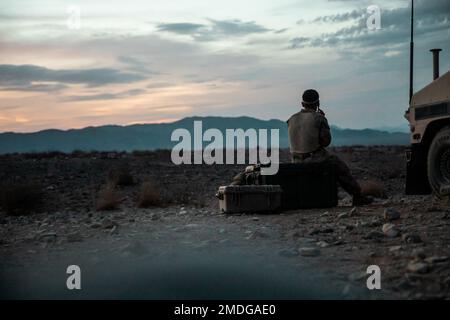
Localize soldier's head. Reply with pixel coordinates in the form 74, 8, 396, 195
301, 89, 320, 110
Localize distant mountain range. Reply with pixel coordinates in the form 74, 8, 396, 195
0, 116, 409, 154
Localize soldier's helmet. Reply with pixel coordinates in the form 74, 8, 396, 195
302, 89, 320, 106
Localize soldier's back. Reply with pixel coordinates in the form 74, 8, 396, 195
287, 111, 322, 154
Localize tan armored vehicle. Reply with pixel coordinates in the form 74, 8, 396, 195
405, 49, 450, 198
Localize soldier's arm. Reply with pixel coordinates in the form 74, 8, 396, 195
319, 116, 332, 147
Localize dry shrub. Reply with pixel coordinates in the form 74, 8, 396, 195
96, 184, 121, 211
137, 181, 162, 208
360, 180, 387, 198
0, 184, 43, 215
107, 167, 134, 186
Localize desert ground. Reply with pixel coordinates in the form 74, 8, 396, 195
0, 146, 449, 299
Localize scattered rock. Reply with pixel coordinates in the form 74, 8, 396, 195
109, 225, 118, 235
101, 218, 117, 229
389, 245, 403, 252
150, 213, 160, 221
382, 223, 400, 238
316, 241, 330, 248
363, 231, 384, 240
368, 217, 382, 227
384, 208, 401, 221
246, 230, 270, 240
412, 248, 426, 260
425, 256, 449, 264
299, 247, 321, 257
337, 212, 349, 219
402, 233, 422, 244
344, 224, 355, 231
407, 261, 429, 274
90, 222, 102, 229
349, 207, 358, 216
39, 232, 57, 242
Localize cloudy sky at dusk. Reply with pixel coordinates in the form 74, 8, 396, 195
0, 0, 449, 133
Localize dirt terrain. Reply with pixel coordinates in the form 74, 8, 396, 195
1, 146, 449, 299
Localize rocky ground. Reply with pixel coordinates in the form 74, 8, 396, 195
0, 146, 449, 299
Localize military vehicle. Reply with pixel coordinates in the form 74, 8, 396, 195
405, 1, 450, 198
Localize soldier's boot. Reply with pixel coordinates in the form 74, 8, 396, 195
331, 155, 373, 206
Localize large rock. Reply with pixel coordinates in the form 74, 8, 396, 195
407, 261, 429, 274
39, 232, 57, 243
402, 233, 422, 244
384, 208, 401, 221
382, 223, 400, 238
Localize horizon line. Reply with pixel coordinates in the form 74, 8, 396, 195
0, 115, 409, 135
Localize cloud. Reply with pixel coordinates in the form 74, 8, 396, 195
156, 19, 270, 41
64, 89, 146, 102
156, 23, 205, 34
0, 83, 68, 92
312, 9, 365, 23
0, 64, 146, 88
289, 37, 310, 49
290, 0, 450, 49
209, 19, 269, 35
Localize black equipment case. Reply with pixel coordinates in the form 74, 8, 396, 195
259, 161, 338, 209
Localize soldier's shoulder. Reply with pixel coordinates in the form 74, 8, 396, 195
313, 112, 327, 121
287, 111, 302, 123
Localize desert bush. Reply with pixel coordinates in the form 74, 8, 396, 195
137, 180, 162, 208
360, 180, 387, 199
107, 166, 134, 186
96, 184, 121, 211
71, 149, 88, 158
0, 184, 43, 215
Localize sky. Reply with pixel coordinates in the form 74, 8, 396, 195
0, 0, 449, 133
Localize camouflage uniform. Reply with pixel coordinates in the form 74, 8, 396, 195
288, 109, 361, 196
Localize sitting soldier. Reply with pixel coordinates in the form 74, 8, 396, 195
287, 89, 372, 206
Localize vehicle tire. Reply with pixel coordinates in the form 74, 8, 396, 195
427, 126, 450, 199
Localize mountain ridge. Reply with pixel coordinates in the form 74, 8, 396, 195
0, 116, 409, 154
